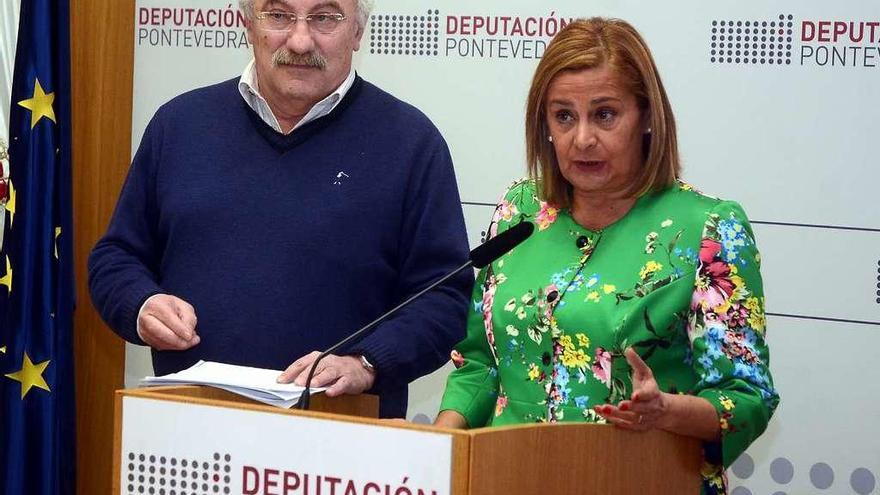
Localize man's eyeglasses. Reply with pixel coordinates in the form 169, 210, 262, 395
255, 11, 347, 34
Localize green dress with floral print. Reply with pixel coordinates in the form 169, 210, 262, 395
440, 179, 779, 495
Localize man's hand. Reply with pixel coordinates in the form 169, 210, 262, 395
278, 352, 375, 397
137, 294, 199, 351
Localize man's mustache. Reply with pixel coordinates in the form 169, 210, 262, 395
272, 49, 327, 69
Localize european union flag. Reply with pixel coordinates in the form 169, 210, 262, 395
0, 1, 76, 494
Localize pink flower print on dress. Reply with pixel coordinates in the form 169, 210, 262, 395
494, 395, 508, 417
692, 238, 736, 311
592, 347, 612, 387
535, 202, 559, 230
489, 199, 519, 239
482, 276, 498, 348
724, 304, 749, 328
496, 200, 519, 222
450, 349, 465, 368
724, 330, 761, 364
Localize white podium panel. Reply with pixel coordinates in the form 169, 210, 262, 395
119, 395, 452, 495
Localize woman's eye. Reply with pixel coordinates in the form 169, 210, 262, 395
555, 110, 574, 123
596, 108, 617, 123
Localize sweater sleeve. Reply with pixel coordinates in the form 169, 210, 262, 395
688, 200, 779, 468
349, 131, 473, 391
87, 113, 167, 345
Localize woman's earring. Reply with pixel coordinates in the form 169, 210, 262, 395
548, 135, 554, 143
644, 128, 652, 134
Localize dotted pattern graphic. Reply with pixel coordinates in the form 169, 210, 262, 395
124, 452, 232, 495
369, 10, 441, 56
730, 453, 877, 494
709, 14, 794, 65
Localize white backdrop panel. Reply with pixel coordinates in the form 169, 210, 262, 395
129, 1, 880, 493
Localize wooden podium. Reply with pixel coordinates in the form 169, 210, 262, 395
114, 386, 702, 494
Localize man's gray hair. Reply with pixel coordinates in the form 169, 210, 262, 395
239, 0, 374, 31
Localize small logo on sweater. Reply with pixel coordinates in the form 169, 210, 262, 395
333, 171, 349, 185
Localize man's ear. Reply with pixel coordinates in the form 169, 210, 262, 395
244, 20, 255, 44
352, 23, 366, 52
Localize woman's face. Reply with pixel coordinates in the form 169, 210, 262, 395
545, 65, 646, 201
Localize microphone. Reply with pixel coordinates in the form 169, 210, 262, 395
296, 220, 535, 410
469, 221, 534, 268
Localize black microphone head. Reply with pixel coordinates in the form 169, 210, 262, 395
470, 221, 535, 268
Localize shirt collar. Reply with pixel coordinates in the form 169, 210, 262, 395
238, 59, 356, 134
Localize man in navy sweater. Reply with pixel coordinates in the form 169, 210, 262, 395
88, 0, 472, 418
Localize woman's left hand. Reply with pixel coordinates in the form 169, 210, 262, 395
593, 347, 669, 431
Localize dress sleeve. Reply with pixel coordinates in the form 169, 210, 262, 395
688, 200, 780, 467
438, 266, 500, 427
438, 180, 533, 427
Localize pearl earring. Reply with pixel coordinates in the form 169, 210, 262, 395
644, 127, 652, 134
548, 135, 553, 143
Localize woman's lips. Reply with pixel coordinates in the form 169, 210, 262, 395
573, 159, 607, 169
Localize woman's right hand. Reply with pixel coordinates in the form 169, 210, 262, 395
434, 410, 468, 429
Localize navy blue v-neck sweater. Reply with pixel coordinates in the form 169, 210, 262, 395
88, 76, 472, 417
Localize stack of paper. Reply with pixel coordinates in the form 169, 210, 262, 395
140, 360, 325, 408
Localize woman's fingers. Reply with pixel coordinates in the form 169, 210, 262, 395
624, 347, 653, 381
594, 404, 652, 430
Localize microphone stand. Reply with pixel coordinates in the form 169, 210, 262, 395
295, 259, 474, 410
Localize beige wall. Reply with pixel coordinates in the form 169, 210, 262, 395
70, 1, 133, 493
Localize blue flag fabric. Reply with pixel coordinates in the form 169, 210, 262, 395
0, 1, 76, 494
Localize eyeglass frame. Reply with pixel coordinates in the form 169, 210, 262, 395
254, 11, 348, 33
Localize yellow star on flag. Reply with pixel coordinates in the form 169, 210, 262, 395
17, 78, 56, 129
5, 179, 15, 226
0, 346, 6, 354
54, 226, 61, 259
5, 352, 51, 399
0, 255, 11, 294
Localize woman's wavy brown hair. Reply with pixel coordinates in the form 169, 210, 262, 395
525, 17, 681, 208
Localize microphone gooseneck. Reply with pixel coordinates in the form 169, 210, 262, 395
296, 221, 535, 410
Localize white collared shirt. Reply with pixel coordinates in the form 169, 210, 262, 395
237, 59, 356, 134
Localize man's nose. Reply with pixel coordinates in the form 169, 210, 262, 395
285, 18, 316, 54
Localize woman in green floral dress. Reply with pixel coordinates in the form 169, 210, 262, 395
435, 18, 778, 495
